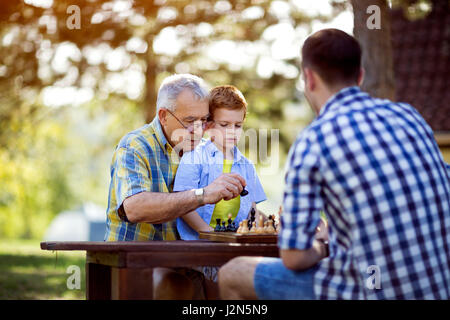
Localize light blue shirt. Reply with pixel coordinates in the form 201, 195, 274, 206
173, 139, 267, 240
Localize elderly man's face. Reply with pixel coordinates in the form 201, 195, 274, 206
159, 89, 209, 154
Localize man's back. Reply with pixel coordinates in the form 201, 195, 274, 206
283, 86, 450, 299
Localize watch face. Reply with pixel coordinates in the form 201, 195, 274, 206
195, 189, 203, 196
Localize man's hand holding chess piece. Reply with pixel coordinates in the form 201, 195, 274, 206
315, 217, 329, 257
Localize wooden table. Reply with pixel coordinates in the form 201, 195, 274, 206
40, 240, 279, 300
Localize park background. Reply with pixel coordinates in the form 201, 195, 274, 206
0, 0, 448, 299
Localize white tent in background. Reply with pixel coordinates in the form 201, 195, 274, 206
44, 203, 106, 241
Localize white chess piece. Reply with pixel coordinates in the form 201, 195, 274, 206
256, 216, 265, 234
241, 219, 249, 234
236, 221, 243, 234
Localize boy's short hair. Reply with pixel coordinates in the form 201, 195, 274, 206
302, 28, 362, 87
209, 85, 247, 118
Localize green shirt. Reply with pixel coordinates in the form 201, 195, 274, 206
209, 158, 240, 227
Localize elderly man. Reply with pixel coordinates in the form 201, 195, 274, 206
218, 29, 450, 300
105, 74, 246, 299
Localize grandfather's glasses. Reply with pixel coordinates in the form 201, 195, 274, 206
165, 108, 208, 132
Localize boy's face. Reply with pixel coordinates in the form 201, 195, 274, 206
208, 108, 245, 151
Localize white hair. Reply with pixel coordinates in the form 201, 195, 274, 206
156, 74, 209, 112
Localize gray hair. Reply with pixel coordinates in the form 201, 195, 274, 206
156, 74, 209, 112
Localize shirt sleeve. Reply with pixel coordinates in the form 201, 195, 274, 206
112, 145, 153, 211
248, 163, 267, 204
446, 163, 450, 181
173, 150, 201, 192
279, 131, 323, 251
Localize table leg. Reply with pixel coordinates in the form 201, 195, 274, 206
111, 267, 153, 300
86, 262, 111, 300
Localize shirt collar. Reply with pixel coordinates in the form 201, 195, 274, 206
206, 139, 245, 164
150, 116, 170, 151
318, 86, 362, 117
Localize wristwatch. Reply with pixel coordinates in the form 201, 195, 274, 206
194, 188, 204, 205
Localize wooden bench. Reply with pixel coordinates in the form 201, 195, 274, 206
40, 240, 279, 300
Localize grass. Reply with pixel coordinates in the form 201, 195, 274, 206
0, 238, 86, 299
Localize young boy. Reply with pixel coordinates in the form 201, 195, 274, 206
173, 85, 267, 241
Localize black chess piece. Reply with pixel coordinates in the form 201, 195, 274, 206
220, 221, 227, 232
226, 214, 233, 232
268, 215, 274, 231
214, 218, 221, 232
269, 215, 277, 231
248, 208, 256, 230
240, 187, 249, 196
230, 221, 237, 232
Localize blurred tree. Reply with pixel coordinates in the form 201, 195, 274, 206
0, 0, 345, 151
350, 0, 434, 100
0, 0, 350, 238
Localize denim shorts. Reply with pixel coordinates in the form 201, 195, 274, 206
253, 257, 318, 300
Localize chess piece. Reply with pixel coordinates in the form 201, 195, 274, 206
267, 219, 276, 234
220, 221, 227, 232
230, 221, 237, 232
214, 218, 221, 232
241, 219, 249, 234
248, 208, 256, 230
256, 215, 265, 234
226, 213, 233, 232
240, 187, 249, 196
263, 221, 269, 233
275, 206, 282, 232
251, 221, 257, 233
236, 221, 243, 234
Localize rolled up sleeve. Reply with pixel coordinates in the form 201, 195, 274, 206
279, 133, 323, 251
249, 164, 267, 204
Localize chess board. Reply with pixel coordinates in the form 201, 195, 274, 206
198, 231, 278, 243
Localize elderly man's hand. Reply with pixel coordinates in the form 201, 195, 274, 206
203, 173, 246, 204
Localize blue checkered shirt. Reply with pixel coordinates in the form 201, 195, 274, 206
279, 86, 450, 299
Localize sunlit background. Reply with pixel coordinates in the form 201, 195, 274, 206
0, 0, 359, 241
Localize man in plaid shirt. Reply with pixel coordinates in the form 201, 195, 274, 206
219, 29, 450, 299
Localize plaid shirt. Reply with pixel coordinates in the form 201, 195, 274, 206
279, 86, 450, 299
105, 117, 180, 241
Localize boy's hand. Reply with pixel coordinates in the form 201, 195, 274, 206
203, 173, 246, 204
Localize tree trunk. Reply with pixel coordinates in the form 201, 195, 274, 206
350, 0, 396, 100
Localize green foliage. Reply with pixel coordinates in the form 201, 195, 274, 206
0, 0, 343, 239
0, 94, 144, 239
0, 112, 75, 238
